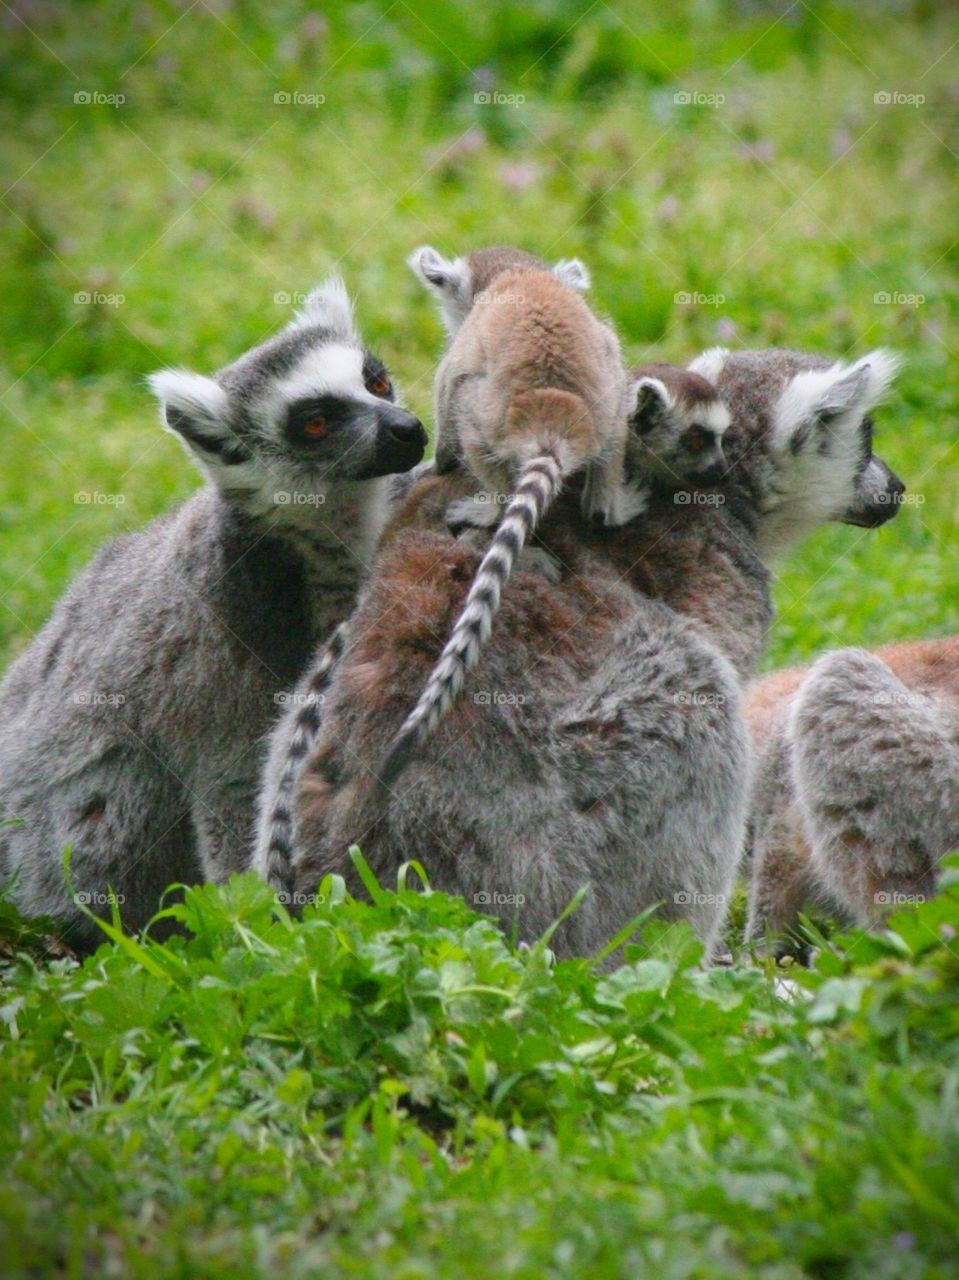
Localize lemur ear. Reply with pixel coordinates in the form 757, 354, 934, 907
630, 376, 672, 435
552, 258, 590, 291
687, 347, 729, 382
294, 275, 357, 341
407, 245, 472, 334
148, 370, 250, 474
773, 351, 900, 455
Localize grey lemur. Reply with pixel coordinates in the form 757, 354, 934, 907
0, 279, 426, 947
255, 331, 904, 960
744, 636, 959, 946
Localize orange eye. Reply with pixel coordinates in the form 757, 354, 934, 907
369, 375, 391, 397
303, 417, 327, 438
686, 426, 709, 453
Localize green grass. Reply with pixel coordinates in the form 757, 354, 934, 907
2, 2, 958, 1275
1, 858, 958, 1278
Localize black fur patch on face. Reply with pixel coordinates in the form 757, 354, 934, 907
362, 353, 395, 401
284, 395, 366, 450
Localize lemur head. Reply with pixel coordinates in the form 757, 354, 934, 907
688, 347, 904, 559
148, 278, 427, 519
629, 363, 730, 487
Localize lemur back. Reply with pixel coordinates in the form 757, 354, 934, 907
745, 637, 959, 945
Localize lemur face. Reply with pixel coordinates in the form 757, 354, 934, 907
629, 366, 731, 487
688, 347, 905, 558
149, 278, 427, 513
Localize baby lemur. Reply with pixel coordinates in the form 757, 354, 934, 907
0, 281, 426, 947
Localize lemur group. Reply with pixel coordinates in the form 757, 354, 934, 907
2, 245, 956, 961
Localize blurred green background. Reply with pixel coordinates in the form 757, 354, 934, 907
1, 0, 956, 671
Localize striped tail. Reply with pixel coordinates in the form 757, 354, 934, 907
255, 622, 350, 894
376, 453, 563, 791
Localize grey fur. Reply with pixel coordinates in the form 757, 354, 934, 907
0, 280, 425, 946
271, 343, 904, 957
746, 643, 959, 942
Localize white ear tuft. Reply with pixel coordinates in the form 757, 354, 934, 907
552, 257, 590, 292
148, 369, 228, 428
294, 275, 356, 340
407, 245, 469, 294
687, 347, 729, 383
631, 376, 672, 434
850, 349, 900, 407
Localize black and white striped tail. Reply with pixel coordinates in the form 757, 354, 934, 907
258, 622, 349, 893
376, 454, 563, 791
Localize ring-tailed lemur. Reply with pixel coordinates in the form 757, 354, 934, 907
376, 244, 640, 788
0, 280, 426, 948
744, 636, 959, 947
256, 343, 904, 958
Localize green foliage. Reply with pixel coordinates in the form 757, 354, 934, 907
1, 861, 958, 1277
2, 3, 958, 1273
